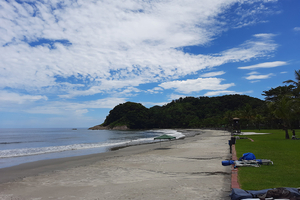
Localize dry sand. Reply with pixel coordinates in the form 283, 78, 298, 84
0, 129, 232, 200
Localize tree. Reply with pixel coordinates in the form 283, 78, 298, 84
98, 95, 264, 130
103, 102, 149, 129
262, 85, 295, 102
268, 95, 297, 139
283, 69, 300, 87
254, 114, 264, 130
283, 69, 300, 97
223, 110, 234, 127
240, 104, 253, 128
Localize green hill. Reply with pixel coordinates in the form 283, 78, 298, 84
90, 94, 265, 130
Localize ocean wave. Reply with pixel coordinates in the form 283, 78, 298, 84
0, 140, 43, 145
0, 141, 129, 158
152, 129, 186, 139
0, 129, 186, 159
0, 142, 23, 145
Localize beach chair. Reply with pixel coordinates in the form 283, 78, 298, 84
222, 152, 273, 168
222, 159, 273, 168
234, 160, 260, 167
256, 159, 273, 165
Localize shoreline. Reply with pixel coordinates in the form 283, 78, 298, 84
0, 129, 202, 184
0, 129, 232, 199
0, 128, 198, 170
109, 128, 202, 151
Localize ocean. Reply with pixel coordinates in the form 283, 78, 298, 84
0, 128, 185, 169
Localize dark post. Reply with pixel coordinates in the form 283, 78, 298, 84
232, 118, 241, 134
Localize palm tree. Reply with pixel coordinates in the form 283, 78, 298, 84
262, 85, 295, 102
254, 114, 264, 130
268, 95, 297, 139
239, 104, 254, 128
283, 69, 300, 97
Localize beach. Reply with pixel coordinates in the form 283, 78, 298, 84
0, 129, 232, 200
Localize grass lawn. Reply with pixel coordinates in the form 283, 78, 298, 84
235, 129, 300, 190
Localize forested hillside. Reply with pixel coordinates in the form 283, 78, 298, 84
94, 94, 265, 130
89, 69, 300, 139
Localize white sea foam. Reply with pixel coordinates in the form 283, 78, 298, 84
0, 129, 185, 159
0, 141, 128, 158
152, 129, 186, 139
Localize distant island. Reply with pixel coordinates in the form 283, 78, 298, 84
89, 94, 265, 130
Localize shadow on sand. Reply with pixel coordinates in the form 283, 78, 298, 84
154, 148, 172, 150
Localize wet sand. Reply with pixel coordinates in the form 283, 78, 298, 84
0, 129, 232, 200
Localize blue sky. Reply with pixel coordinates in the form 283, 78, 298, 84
0, 0, 299, 128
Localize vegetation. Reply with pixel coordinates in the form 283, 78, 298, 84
102, 102, 149, 129
96, 69, 300, 139
236, 129, 300, 190
262, 69, 300, 139
100, 95, 265, 129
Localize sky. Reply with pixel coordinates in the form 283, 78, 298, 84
0, 0, 300, 128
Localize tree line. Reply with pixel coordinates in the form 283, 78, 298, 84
263, 70, 300, 139
98, 70, 300, 139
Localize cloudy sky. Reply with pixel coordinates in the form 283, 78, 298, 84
0, 0, 299, 128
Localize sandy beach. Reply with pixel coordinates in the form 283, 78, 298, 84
0, 129, 232, 200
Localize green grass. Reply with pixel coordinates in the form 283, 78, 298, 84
235, 129, 300, 190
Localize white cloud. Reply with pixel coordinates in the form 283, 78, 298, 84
159, 78, 235, 94
294, 27, 300, 31
0, 0, 278, 98
217, 34, 277, 63
238, 61, 287, 69
204, 90, 253, 96
59, 79, 144, 98
204, 90, 240, 96
200, 71, 225, 77
254, 33, 276, 39
169, 94, 187, 101
147, 87, 163, 94
245, 73, 275, 80
53, 33, 278, 98
27, 98, 127, 115
228, 1, 279, 29
248, 71, 259, 75
141, 101, 169, 107
0, 0, 283, 128
0, 89, 126, 117
0, 91, 48, 104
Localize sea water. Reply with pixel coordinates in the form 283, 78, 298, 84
0, 128, 184, 169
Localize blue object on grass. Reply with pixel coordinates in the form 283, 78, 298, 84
239, 152, 256, 161
222, 160, 235, 166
